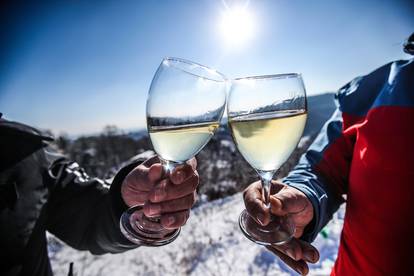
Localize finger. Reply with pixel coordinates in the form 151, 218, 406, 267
149, 174, 198, 203
133, 192, 150, 203
160, 210, 190, 229
144, 192, 196, 217
294, 226, 306, 239
121, 160, 164, 207
275, 237, 303, 261
269, 187, 309, 216
148, 163, 164, 183
270, 181, 286, 194
125, 165, 160, 192
121, 188, 149, 207
186, 157, 197, 171
141, 155, 161, 168
243, 181, 270, 225
124, 168, 150, 192
170, 164, 197, 185
298, 240, 320, 264
273, 237, 319, 264
265, 245, 309, 275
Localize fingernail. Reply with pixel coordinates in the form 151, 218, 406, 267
257, 214, 265, 225
285, 248, 296, 260
303, 250, 315, 262
295, 266, 305, 275
148, 204, 161, 216
167, 216, 175, 226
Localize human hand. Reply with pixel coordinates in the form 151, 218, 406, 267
121, 156, 198, 232
243, 180, 319, 275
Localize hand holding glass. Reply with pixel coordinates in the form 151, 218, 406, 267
120, 58, 227, 246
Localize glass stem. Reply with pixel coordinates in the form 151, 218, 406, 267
159, 157, 183, 176
258, 170, 275, 208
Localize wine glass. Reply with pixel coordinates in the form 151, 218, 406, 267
120, 57, 227, 246
227, 73, 307, 245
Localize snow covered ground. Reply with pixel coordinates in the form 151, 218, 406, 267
48, 193, 344, 276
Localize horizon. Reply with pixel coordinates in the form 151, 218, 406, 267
42, 92, 336, 138
0, 0, 413, 135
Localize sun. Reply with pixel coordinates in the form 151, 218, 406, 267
219, 5, 255, 47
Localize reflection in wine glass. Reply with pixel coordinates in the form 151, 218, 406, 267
227, 73, 307, 245
120, 57, 227, 246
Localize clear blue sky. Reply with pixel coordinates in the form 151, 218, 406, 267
0, 0, 413, 135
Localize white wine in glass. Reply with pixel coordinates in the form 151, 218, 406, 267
229, 110, 306, 171
149, 122, 220, 163
228, 73, 307, 245
120, 57, 227, 246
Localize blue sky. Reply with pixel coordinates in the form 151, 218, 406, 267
0, 0, 413, 135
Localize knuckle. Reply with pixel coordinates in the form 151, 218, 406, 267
243, 188, 250, 200
132, 169, 145, 184
186, 158, 197, 170
249, 200, 263, 215
295, 228, 304, 238
181, 214, 189, 225
188, 194, 196, 206
193, 169, 199, 178
178, 212, 187, 224
190, 175, 199, 190
125, 171, 138, 185
244, 194, 259, 212
183, 166, 192, 179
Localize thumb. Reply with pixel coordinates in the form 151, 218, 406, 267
147, 163, 163, 183
269, 187, 308, 216
269, 195, 287, 216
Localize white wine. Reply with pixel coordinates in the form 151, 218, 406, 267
229, 110, 307, 171
149, 122, 219, 162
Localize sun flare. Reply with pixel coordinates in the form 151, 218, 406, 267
219, 6, 255, 47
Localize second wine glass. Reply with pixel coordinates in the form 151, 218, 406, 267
120, 57, 227, 246
227, 73, 307, 245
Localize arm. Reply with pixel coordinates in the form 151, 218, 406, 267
284, 107, 352, 242
284, 58, 414, 241
44, 152, 145, 254
44, 151, 199, 254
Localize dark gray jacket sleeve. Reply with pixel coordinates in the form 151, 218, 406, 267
44, 151, 144, 254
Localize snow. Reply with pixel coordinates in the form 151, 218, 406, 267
220, 140, 236, 152
48, 193, 344, 276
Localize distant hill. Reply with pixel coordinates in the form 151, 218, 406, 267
304, 93, 336, 136
126, 129, 147, 141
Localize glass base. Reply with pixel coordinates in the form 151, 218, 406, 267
239, 209, 294, 246
120, 205, 180, 246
